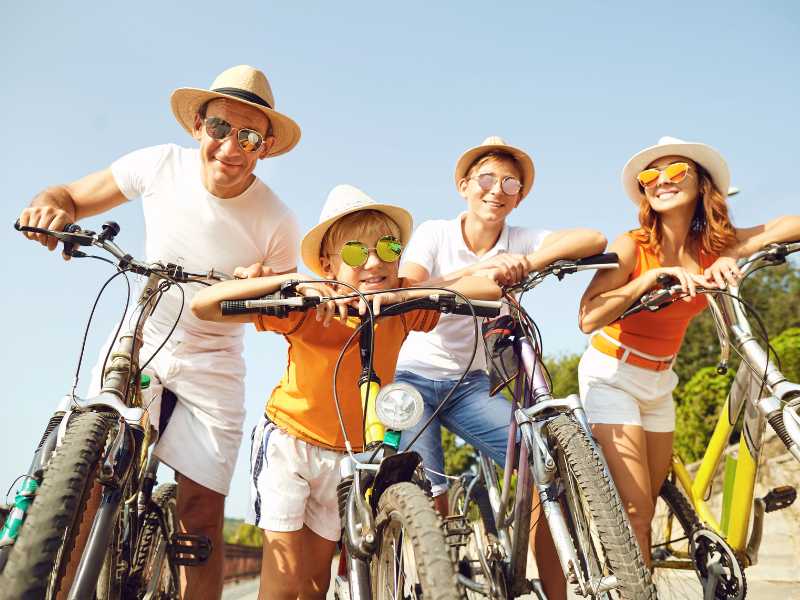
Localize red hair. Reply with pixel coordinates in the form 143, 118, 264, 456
631, 163, 737, 258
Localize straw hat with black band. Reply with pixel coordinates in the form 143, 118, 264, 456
621, 136, 731, 205
301, 184, 413, 277
454, 136, 535, 200
171, 64, 301, 157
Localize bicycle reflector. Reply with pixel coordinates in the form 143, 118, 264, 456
375, 383, 424, 431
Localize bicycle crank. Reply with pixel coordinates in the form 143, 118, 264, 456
690, 528, 746, 600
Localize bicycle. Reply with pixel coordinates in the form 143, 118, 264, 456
618, 240, 800, 599
0, 220, 226, 599
219, 285, 504, 600
446, 253, 657, 600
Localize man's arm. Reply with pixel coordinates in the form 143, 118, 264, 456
19, 168, 128, 252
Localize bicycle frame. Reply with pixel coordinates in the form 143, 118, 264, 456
668, 281, 800, 565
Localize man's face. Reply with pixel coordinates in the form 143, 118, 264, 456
459, 156, 522, 225
193, 98, 274, 198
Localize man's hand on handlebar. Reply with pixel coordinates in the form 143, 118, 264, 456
18, 204, 75, 258
233, 263, 276, 280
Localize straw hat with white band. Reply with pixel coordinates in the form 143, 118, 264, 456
621, 136, 731, 205
171, 64, 301, 157
301, 184, 413, 277
454, 136, 535, 200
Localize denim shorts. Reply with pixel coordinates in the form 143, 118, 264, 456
396, 370, 512, 496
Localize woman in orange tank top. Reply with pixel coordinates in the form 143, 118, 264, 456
577, 136, 800, 565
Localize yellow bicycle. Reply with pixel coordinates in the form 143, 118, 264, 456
622, 241, 800, 599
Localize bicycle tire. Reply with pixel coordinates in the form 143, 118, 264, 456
372, 482, 463, 600
0, 411, 116, 600
547, 413, 656, 600
651, 477, 704, 599
128, 483, 179, 600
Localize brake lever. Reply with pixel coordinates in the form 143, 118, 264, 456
14, 220, 94, 257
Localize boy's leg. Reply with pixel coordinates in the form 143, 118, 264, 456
395, 371, 449, 513
259, 526, 337, 600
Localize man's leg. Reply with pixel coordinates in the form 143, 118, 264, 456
176, 473, 225, 599
259, 526, 337, 600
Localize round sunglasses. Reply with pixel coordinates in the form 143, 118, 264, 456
338, 236, 403, 268
471, 173, 523, 196
637, 162, 691, 188
203, 117, 266, 153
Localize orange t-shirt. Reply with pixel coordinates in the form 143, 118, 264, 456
254, 309, 440, 451
601, 233, 717, 357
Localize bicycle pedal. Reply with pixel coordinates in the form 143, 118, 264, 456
169, 532, 212, 566
762, 485, 797, 513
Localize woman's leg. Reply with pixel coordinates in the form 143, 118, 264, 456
591, 423, 655, 566
259, 526, 337, 600
530, 492, 566, 600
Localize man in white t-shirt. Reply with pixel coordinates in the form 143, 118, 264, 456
396, 137, 606, 600
17, 64, 301, 598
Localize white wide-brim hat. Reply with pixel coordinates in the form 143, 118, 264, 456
171, 64, 301, 157
621, 136, 730, 204
300, 184, 413, 277
454, 136, 535, 200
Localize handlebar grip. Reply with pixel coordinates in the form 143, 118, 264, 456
220, 300, 251, 315
656, 273, 681, 289
575, 252, 620, 267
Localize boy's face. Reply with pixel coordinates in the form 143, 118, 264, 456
321, 228, 402, 293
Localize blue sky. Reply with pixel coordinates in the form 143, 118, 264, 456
2, 2, 798, 518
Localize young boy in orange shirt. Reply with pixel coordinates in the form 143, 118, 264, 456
191, 184, 500, 600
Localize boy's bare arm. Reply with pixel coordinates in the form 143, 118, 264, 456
190, 273, 303, 323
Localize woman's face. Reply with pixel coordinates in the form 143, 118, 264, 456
642, 155, 700, 215
459, 156, 523, 225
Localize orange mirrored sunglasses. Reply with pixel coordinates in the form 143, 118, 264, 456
637, 162, 690, 188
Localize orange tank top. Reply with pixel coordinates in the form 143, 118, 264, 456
600, 233, 716, 358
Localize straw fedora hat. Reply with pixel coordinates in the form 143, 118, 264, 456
171, 64, 301, 157
301, 184, 413, 276
621, 136, 730, 204
454, 136, 535, 200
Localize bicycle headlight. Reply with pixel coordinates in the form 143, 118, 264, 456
375, 382, 424, 431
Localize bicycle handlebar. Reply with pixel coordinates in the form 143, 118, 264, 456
506, 252, 620, 292
14, 220, 231, 283
220, 290, 503, 319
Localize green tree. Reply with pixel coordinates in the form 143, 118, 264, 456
770, 327, 800, 382
442, 427, 476, 475
544, 353, 582, 398
230, 522, 263, 547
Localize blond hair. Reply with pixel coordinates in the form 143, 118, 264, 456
465, 151, 523, 182
321, 210, 401, 258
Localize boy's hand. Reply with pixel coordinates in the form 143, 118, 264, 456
297, 281, 341, 327
233, 263, 275, 279
474, 253, 528, 286
355, 290, 408, 316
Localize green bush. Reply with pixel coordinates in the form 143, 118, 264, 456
674, 366, 736, 462
771, 327, 800, 382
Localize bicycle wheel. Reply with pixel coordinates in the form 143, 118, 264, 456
128, 483, 179, 600
372, 482, 462, 600
0, 411, 116, 600
547, 413, 656, 600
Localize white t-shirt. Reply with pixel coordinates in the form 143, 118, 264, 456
396, 214, 550, 379
111, 144, 299, 347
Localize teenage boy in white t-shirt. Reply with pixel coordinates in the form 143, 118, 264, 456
395, 137, 606, 600
17, 65, 301, 599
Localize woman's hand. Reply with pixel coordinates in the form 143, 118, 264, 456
296, 281, 342, 327
703, 256, 743, 288
647, 266, 716, 300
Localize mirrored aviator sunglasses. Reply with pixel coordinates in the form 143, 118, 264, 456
636, 162, 690, 188
340, 236, 403, 268
203, 117, 264, 152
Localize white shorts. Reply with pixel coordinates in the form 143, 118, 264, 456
89, 323, 245, 495
247, 415, 342, 542
578, 345, 678, 433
